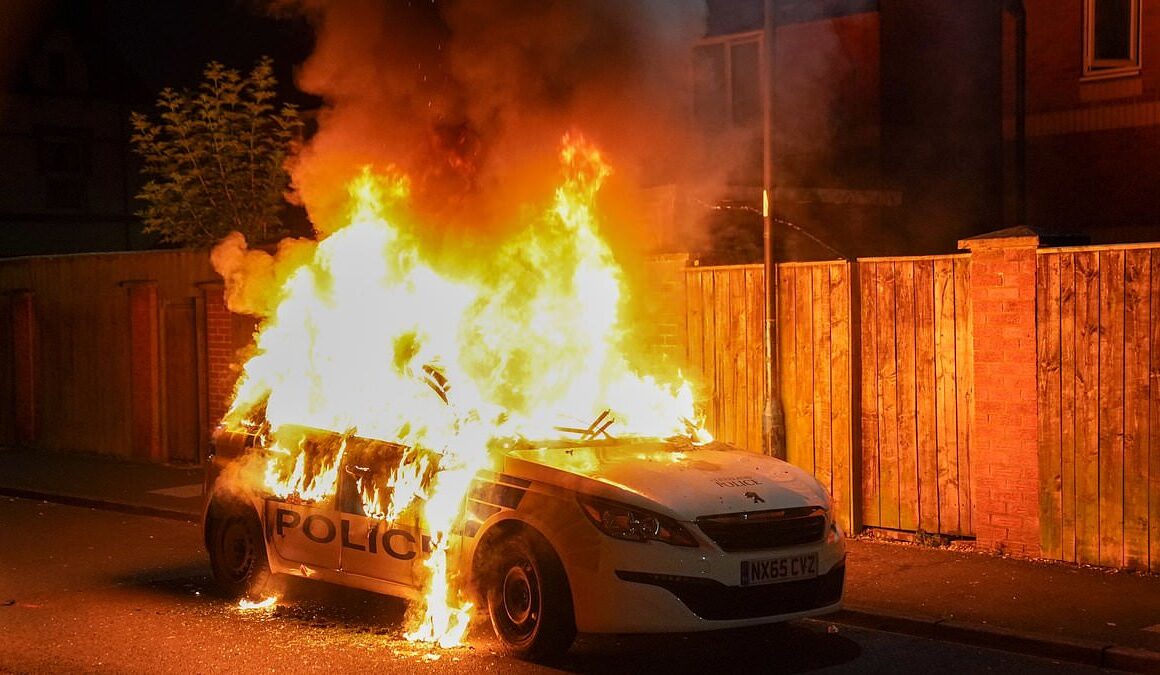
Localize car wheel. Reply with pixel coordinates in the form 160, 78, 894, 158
207, 506, 271, 600
485, 530, 576, 661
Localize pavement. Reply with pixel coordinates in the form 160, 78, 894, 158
1, 448, 1159, 672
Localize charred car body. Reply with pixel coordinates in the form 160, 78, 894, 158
203, 425, 845, 659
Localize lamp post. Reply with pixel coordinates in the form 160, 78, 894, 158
762, 0, 785, 458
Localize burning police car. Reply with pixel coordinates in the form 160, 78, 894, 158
203, 424, 845, 660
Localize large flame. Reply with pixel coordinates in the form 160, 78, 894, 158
220, 135, 708, 646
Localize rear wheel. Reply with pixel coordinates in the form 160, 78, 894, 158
485, 530, 576, 661
207, 505, 271, 600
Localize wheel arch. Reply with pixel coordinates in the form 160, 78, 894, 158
469, 517, 572, 605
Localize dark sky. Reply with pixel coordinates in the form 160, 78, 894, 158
6, 0, 316, 104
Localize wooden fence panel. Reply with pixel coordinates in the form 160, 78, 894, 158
0, 251, 217, 459
858, 256, 973, 537
1037, 244, 1160, 572
684, 263, 854, 532
775, 262, 856, 534
684, 265, 765, 456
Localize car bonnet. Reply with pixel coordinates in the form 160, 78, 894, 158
499, 441, 829, 520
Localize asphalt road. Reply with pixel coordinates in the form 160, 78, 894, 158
0, 497, 1119, 674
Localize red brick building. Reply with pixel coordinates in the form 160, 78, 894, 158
1019, 0, 1160, 243
691, 0, 1160, 262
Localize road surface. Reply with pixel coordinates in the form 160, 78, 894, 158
0, 497, 1117, 674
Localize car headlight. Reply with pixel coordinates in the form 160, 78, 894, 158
577, 495, 698, 547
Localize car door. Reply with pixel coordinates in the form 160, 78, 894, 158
265, 498, 342, 570
335, 438, 424, 589
264, 433, 344, 571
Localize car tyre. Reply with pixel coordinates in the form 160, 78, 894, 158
207, 504, 272, 600
485, 530, 576, 661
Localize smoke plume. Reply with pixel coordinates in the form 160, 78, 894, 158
272, 0, 707, 249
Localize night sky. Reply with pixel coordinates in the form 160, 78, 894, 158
6, 0, 316, 104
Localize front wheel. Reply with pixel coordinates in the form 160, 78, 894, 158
207, 505, 272, 600
485, 530, 576, 661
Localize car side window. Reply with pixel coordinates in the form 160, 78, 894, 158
337, 438, 407, 518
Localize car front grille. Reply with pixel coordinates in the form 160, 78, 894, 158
695, 506, 826, 552
616, 563, 844, 621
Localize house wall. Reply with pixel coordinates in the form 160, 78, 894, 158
1018, 0, 1160, 242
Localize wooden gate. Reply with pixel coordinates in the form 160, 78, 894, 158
163, 298, 204, 463
1036, 245, 1160, 571
858, 256, 974, 537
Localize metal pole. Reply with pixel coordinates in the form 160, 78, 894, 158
762, 0, 785, 458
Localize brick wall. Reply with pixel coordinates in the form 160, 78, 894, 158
200, 282, 237, 428
960, 230, 1041, 556
639, 253, 690, 373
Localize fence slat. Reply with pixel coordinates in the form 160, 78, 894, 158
813, 267, 834, 496
1037, 252, 1063, 561
875, 263, 900, 529
1150, 251, 1160, 573
793, 269, 816, 473
701, 273, 720, 435
933, 258, 961, 535
1123, 249, 1151, 569
954, 258, 974, 536
830, 264, 854, 533
895, 262, 919, 531
717, 271, 737, 445
860, 262, 881, 527
914, 261, 940, 534
779, 265, 798, 463
1074, 251, 1101, 564
745, 267, 764, 454
1098, 250, 1125, 568
685, 271, 705, 402
1060, 253, 1078, 562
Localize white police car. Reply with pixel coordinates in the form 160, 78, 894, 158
203, 427, 845, 660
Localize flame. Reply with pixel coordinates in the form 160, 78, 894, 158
238, 596, 279, 611
220, 135, 709, 646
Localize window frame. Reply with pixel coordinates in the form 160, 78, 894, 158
1083, 0, 1142, 80
692, 30, 765, 132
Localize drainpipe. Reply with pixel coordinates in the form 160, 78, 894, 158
762, 0, 785, 458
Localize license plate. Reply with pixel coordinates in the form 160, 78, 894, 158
740, 553, 818, 586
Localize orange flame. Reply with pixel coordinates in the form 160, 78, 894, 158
221, 135, 709, 646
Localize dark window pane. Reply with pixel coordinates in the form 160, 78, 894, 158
694, 44, 728, 132
1094, 0, 1132, 61
731, 41, 761, 127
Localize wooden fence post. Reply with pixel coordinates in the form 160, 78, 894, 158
959, 228, 1040, 556
124, 280, 162, 462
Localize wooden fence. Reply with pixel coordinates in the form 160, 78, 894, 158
684, 265, 767, 455
776, 262, 857, 535
858, 256, 974, 537
1036, 244, 1160, 570
682, 262, 858, 533
0, 251, 218, 460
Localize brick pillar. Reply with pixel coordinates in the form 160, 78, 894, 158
124, 281, 162, 461
199, 282, 234, 429
9, 290, 37, 446
642, 253, 690, 369
959, 229, 1040, 556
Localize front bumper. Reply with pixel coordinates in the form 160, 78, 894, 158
559, 514, 846, 633
615, 563, 844, 621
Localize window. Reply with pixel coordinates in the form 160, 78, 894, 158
1084, 0, 1141, 78
37, 128, 90, 211
693, 33, 763, 133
